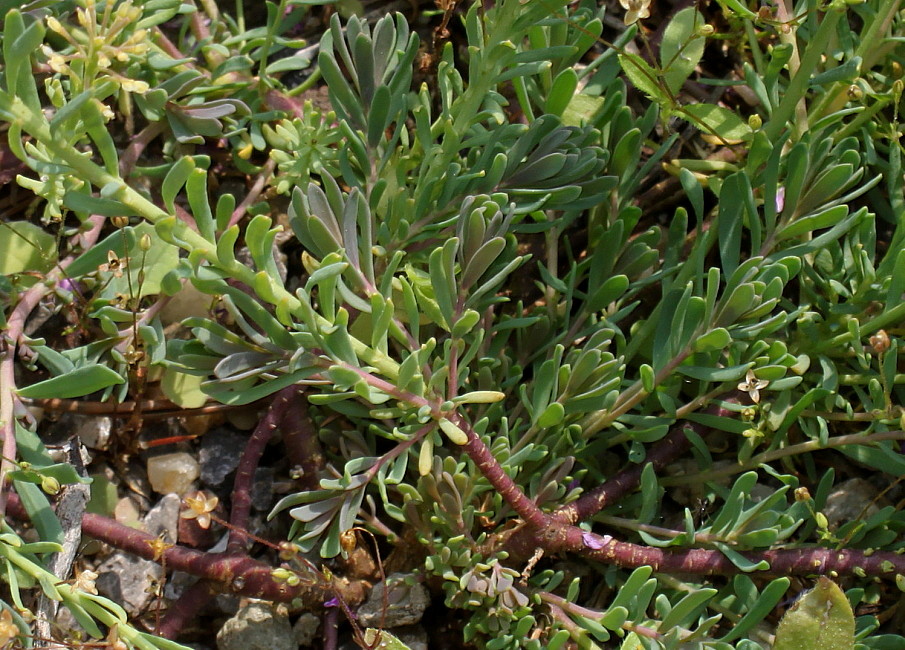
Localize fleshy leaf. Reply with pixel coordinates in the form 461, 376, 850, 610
773, 578, 855, 650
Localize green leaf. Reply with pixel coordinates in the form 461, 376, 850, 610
545, 67, 578, 117
693, 327, 731, 352
97, 223, 180, 299
661, 8, 706, 95
562, 93, 605, 127
660, 587, 718, 630
678, 363, 749, 382
439, 418, 469, 445
162, 156, 196, 214
619, 53, 670, 105
63, 191, 132, 217
17, 365, 125, 399
12, 480, 63, 546
160, 367, 208, 408
682, 103, 752, 142
720, 577, 790, 642
773, 578, 855, 650
536, 402, 565, 428
587, 275, 629, 313
774, 205, 849, 242
0, 222, 57, 274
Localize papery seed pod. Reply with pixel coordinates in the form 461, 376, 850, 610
794, 487, 812, 502
340, 529, 357, 554
869, 329, 890, 354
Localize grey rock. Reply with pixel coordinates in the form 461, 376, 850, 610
75, 416, 112, 450
356, 573, 430, 628
251, 467, 275, 511
200, 430, 247, 487
95, 552, 163, 616
292, 613, 321, 647
163, 570, 195, 601
216, 602, 295, 650
392, 625, 429, 650
145, 493, 180, 542
823, 478, 881, 530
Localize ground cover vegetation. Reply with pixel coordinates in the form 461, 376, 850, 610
0, 0, 904, 647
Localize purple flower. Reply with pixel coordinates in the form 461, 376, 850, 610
582, 532, 605, 550
323, 597, 340, 608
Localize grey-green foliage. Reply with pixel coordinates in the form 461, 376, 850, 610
2, 0, 905, 648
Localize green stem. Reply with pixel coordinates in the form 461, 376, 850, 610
814, 301, 905, 353
763, 7, 844, 142
581, 345, 694, 438
660, 430, 905, 486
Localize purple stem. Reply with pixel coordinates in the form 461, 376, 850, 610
227, 386, 298, 554
279, 387, 325, 491
6, 491, 369, 604
323, 607, 339, 650
450, 404, 905, 581
156, 580, 213, 639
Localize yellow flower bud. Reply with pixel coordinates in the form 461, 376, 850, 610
41, 476, 61, 495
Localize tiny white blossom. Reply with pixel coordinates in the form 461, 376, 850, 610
738, 369, 769, 404
620, 0, 652, 25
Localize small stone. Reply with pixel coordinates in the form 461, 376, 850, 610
216, 602, 295, 650
147, 452, 200, 495
292, 613, 320, 647
95, 552, 163, 616
823, 478, 881, 530
113, 497, 141, 526
356, 573, 430, 628
145, 493, 180, 542
76, 416, 112, 449
199, 430, 247, 487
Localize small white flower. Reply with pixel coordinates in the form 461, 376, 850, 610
620, 0, 652, 25
738, 369, 769, 404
